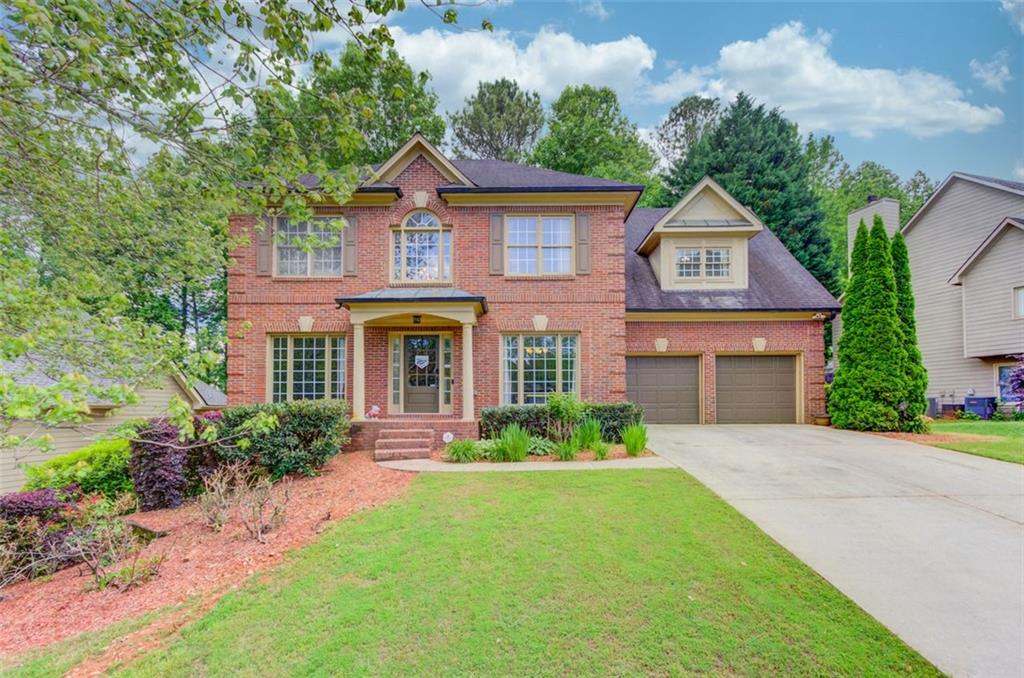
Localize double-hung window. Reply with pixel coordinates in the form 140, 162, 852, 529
674, 245, 732, 280
276, 217, 344, 277
502, 334, 578, 404
392, 210, 451, 282
270, 336, 346, 402
506, 216, 573, 275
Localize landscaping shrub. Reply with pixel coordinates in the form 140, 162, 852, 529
547, 393, 584, 441
592, 440, 610, 461
473, 439, 497, 460
492, 424, 530, 462
989, 411, 1010, 422
583, 402, 644, 442
445, 439, 480, 463
621, 423, 649, 457
218, 400, 350, 478
129, 419, 193, 511
0, 486, 78, 521
479, 405, 550, 439
555, 439, 578, 461
528, 436, 557, 456
955, 410, 982, 421
23, 440, 132, 499
572, 418, 603, 451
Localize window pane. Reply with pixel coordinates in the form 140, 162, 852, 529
705, 247, 731, 278
542, 247, 571, 274
404, 230, 440, 280
1016, 287, 1024, 317
522, 335, 557, 404
507, 217, 537, 245
442, 231, 452, 280
330, 337, 346, 399
310, 218, 342, 276
542, 218, 572, 245
291, 337, 325, 400
277, 219, 308, 276
442, 336, 452, 406
999, 366, 1020, 402
561, 335, 577, 394
391, 337, 402, 406
406, 211, 440, 229
676, 248, 701, 278
271, 337, 288, 402
503, 335, 519, 405
508, 247, 538, 274
392, 231, 402, 279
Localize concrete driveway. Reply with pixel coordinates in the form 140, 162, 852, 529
649, 424, 1024, 678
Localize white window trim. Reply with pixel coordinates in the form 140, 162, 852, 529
504, 214, 576, 277
266, 334, 346, 402
673, 244, 734, 283
273, 216, 346, 279
995, 362, 1020, 402
390, 210, 452, 284
499, 332, 580, 405
1013, 286, 1024, 320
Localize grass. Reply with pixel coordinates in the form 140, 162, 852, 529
81, 470, 939, 677
929, 420, 1023, 464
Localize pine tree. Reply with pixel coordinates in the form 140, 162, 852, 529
891, 232, 929, 431
666, 93, 838, 293
829, 215, 905, 430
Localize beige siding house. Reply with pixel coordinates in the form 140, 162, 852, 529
900, 174, 1024, 412
1, 373, 225, 494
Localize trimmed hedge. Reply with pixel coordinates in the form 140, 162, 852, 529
217, 400, 350, 479
23, 440, 132, 499
479, 401, 643, 443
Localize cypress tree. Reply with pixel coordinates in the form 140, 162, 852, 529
891, 232, 929, 431
850, 220, 869, 278
829, 215, 905, 430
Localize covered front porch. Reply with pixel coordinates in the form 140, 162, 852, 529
336, 288, 487, 425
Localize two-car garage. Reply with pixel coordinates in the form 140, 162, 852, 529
626, 355, 798, 424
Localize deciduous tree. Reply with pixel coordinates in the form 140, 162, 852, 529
654, 96, 721, 167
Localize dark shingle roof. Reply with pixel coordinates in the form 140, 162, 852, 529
625, 208, 840, 312
194, 381, 227, 408
445, 159, 643, 191
956, 173, 1024, 193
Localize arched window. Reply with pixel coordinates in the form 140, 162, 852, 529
392, 210, 451, 282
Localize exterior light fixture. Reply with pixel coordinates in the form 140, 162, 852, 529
413, 314, 422, 324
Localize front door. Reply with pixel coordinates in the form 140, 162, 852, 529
403, 335, 440, 413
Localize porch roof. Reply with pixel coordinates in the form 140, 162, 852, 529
335, 287, 487, 325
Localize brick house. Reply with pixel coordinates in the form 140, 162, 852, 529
227, 134, 839, 457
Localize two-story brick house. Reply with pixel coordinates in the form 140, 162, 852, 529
227, 134, 839, 457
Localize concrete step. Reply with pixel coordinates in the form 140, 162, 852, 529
378, 428, 434, 440
374, 447, 431, 461
374, 437, 433, 451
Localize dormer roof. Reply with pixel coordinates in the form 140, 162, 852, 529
369, 132, 475, 187
635, 176, 764, 255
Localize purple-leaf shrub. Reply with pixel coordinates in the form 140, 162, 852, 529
0, 487, 77, 521
130, 419, 189, 511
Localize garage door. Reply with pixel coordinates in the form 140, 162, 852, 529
716, 356, 796, 424
626, 356, 700, 424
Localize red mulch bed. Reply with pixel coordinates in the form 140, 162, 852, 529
430, 444, 655, 463
0, 451, 413, 658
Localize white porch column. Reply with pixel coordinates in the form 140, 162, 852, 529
461, 321, 475, 421
352, 322, 365, 421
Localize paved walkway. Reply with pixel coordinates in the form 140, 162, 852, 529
377, 456, 674, 472
648, 424, 1024, 678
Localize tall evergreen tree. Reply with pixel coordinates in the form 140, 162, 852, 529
829, 216, 905, 431
667, 93, 837, 292
449, 79, 545, 162
850, 221, 870, 279
891, 232, 928, 430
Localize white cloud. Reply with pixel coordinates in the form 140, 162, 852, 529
970, 50, 1013, 92
1015, 161, 1024, 180
578, 0, 610, 21
1001, 0, 1024, 33
391, 26, 656, 111
646, 66, 708, 104
699, 22, 1003, 138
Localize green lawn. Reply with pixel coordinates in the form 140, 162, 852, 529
929, 420, 1024, 464
60, 470, 937, 677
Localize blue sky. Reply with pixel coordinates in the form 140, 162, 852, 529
383, 1, 1023, 183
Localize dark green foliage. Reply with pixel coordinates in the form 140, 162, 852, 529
829, 216, 906, 431
583, 402, 644, 443
449, 78, 545, 162
479, 401, 643, 443
850, 221, 869, 282
444, 440, 480, 464
218, 400, 350, 479
23, 440, 133, 498
666, 93, 837, 293
891, 232, 929, 431
527, 436, 557, 456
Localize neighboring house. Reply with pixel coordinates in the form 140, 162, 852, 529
903, 173, 1024, 413
227, 134, 838, 457
1, 370, 226, 493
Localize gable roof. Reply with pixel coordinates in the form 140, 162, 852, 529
948, 217, 1024, 285
903, 172, 1024, 234
635, 176, 763, 255
370, 133, 474, 187
625, 208, 839, 313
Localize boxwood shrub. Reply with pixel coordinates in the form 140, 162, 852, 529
584, 402, 644, 443
23, 440, 132, 499
480, 401, 643, 443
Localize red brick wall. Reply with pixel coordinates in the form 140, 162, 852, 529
625, 320, 827, 423
227, 155, 627, 414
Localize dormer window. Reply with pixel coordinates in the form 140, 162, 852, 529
392, 210, 451, 283
675, 245, 732, 281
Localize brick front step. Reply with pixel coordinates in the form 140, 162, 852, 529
373, 447, 431, 461
375, 437, 433, 451
377, 428, 435, 440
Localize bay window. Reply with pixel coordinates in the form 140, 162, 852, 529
502, 334, 578, 404
270, 336, 346, 402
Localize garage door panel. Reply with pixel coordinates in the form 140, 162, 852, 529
626, 356, 700, 424
716, 356, 796, 424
